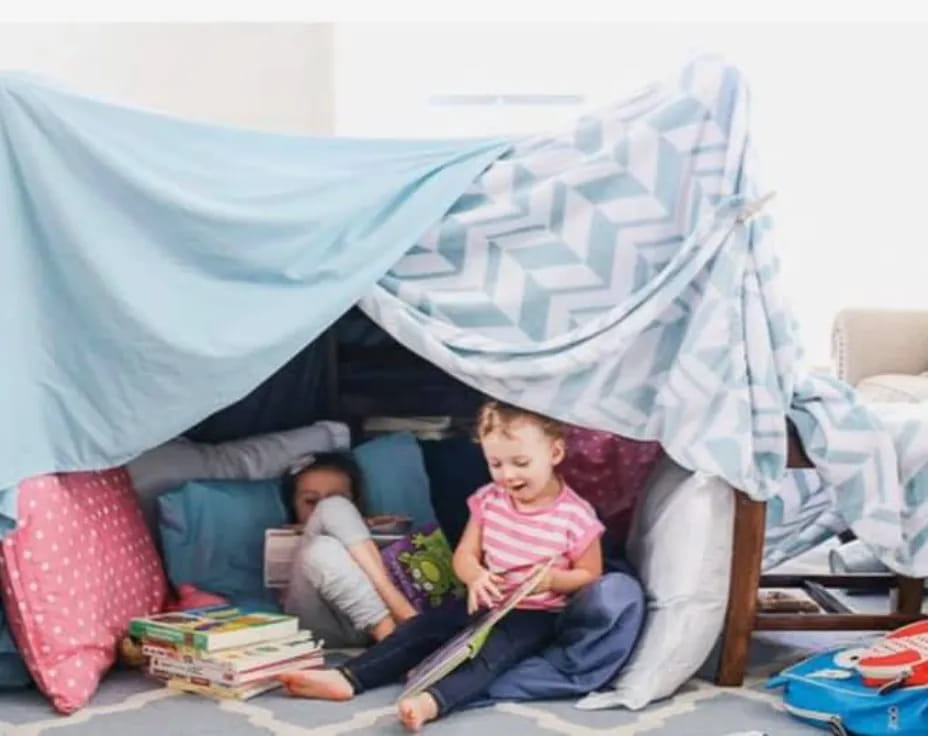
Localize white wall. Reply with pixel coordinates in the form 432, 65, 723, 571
335, 22, 928, 367
0, 23, 334, 134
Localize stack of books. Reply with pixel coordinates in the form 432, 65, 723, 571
129, 605, 323, 700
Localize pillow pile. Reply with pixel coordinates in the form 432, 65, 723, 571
156, 431, 438, 608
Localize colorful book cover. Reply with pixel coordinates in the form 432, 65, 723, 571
380, 523, 466, 613
397, 557, 555, 701
129, 605, 298, 652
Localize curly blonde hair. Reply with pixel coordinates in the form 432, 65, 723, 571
475, 400, 564, 441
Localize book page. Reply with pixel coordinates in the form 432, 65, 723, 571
264, 528, 302, 588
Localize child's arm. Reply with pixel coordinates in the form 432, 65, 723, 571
453, 516, 502, 611
538, 540, 603, 596
452, 516, 485, 584
347, 539, 418, 623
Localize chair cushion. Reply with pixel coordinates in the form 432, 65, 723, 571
1, 470, 167, 713
857, 373, 928, 403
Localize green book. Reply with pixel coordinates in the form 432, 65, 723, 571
129, 605, 298, 652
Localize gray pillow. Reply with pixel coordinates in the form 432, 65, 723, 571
127, 420, 350, 534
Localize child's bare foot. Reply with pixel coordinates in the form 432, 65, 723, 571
397, 692, 439, 731
276, 669, 354, 700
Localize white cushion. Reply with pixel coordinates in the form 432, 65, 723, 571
857, 373, 928, 403
577, 456, 734, 711
127, 421, 350, 534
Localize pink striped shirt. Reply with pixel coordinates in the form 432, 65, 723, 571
467, 482, 605, 610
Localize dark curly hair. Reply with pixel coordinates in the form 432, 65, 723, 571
281, 452, 365, 522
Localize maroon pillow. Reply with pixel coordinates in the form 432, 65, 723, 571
560, 427, 662, 541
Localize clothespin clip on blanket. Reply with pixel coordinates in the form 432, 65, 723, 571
736, 191, 776, 223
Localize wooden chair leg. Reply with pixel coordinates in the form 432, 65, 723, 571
895, 576, 925, 616
716, 491, 766, 686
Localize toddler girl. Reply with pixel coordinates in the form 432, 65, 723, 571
282, 453, 415, 647
278, 401, 604, 731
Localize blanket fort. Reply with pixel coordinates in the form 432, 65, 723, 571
1, 58, 926, 576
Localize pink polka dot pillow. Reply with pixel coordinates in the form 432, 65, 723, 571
0, 469, 167, 713
560, 427, 662, 542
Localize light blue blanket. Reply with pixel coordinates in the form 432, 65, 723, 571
0, 72, 508, 530
1, 59, 926, 577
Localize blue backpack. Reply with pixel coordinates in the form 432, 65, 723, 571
767, 648, 928, 735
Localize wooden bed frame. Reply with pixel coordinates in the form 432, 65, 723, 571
326, 320, 927, 687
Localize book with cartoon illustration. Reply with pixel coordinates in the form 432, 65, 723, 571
379, 523, 466, 613
397, 557, 555, 701
129, 605, 298, 652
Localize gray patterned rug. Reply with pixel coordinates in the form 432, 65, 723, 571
0, 632, 864, 736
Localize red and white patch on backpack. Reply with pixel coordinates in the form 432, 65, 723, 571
856, 620, 928, 688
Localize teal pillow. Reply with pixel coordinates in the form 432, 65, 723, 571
158, 479, 288, 611
353, 432, 436, 529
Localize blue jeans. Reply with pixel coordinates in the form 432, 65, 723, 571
339, 600, 558, 715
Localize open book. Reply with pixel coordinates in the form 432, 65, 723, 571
397, 557, 556, 701
264, 528, 302, 588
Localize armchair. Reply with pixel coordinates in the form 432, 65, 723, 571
832, 307, 928, 401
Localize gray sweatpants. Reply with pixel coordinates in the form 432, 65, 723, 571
283, 495, 389, 648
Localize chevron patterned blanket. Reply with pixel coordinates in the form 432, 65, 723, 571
361, 57, 928, 576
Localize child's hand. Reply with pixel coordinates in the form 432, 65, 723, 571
532, 569, 554, 595
467, 568, 503, 614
